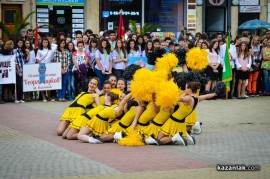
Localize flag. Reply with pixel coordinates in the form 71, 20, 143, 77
222, 34, 232, 98
117, 9, 125, 41
35, 23, 39, 48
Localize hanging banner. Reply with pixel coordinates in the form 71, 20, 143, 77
0, 55, 16, 84
23, 63, 62, 92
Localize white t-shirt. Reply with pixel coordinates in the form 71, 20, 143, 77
36, 48, 53, 63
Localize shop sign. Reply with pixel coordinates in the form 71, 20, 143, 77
36, 0, 84, 6
240, 6, 261, 13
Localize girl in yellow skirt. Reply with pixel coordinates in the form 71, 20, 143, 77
127, 101, 157, 132
157, 82, 217, 146
56, 77, 100, 136
77, 91, 132, 143
101, 99, 147, 142
142, 106, 173, 145
62, 81, 113, 140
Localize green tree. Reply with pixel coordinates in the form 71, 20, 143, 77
129, 20, 162, 36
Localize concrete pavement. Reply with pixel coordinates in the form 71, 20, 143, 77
0, 97, 270, 179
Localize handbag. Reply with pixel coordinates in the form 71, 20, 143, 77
251, 64, 259, 71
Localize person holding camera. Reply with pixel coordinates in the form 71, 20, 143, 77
247, 36, 262, 96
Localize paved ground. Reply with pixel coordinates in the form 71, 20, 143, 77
0, 97, 270, 179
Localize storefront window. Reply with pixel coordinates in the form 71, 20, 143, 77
144, 0, 184, 32
36, 0, 84, 37
100, 0, 142, 31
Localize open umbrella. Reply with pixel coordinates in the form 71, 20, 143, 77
238, 19, 270, 30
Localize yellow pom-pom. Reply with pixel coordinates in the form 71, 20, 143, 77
110, 88, 123, 97
118, 131, 145, 146
162, 53, 178, 68
130, 68, 154, 101
155, 79, 180, 107
156, 53, 178, 73
186, 47, 209, 71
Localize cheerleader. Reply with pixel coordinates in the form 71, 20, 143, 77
157, 82, 217, 146
101, 97, 146, 142
127, 101, 157, 132
77, 91, 131, 143
108, 74, 117, 89
62, 81, 112, 140
116, 78, 127, 92
143, 106, 172, 145
235, 42, 252, 99
56, 77, 101, 136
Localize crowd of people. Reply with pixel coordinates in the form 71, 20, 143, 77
1, 25, 269, 146
0, 26, 270, 105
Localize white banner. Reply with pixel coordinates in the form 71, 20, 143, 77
23, 63, 62, 92
0, 55, 16, 84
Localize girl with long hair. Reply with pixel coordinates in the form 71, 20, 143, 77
112, 39, 128, 79
235, 42, 252, 99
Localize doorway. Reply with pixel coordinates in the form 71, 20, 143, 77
1, 4, 22, 41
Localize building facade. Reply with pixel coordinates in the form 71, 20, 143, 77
0, 0, 269, 40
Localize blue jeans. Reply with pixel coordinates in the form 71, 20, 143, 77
67, 70, 75, 100
58, 72, 69, 99
113, 68, 125, 80
94, 68, 108, 90
263, 69, 270, 94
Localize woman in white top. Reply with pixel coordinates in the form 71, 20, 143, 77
112, 39, 128, 79
126, 39, 140, 59
24, 39, 36, 64
36, 38, 54, 102
205, 40, 221, 91
94, 38, 112, 90
235, 42, 252, 99
136, 35, 146, 57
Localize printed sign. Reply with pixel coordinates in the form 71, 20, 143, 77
240, 6, 261, 13
0, 55, 16, 84
72, 19, 84, 23
23, 63, 62, 92
239, 0, 259, 6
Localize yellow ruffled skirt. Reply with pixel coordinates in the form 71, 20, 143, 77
85, 117, 108, 137
185, 110, 197, 126
60, 107, 85, 122
159, 118, 187, 138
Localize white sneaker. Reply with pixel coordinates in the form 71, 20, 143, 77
88, 136, 103, 144
50, 98, 55, 102
171, 132, 187, 146
43, 99, 47, 102
20, 100, 25, 103
14, 100, 20, 104
113, 132, 123, 142
193, 121, 202, 135
186, 133, 196, 145
145, 135, 160, 146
